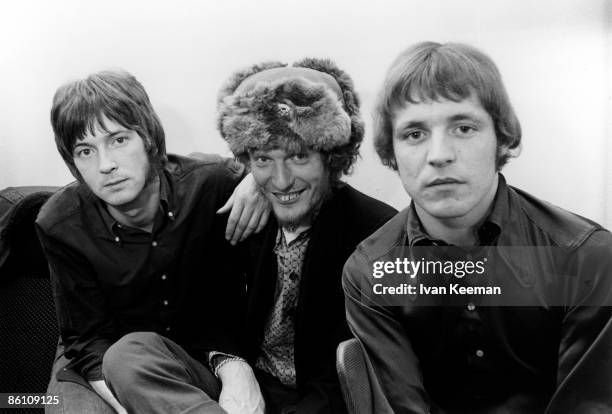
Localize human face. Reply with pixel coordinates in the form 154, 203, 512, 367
249, 147, 330, 229
392, 94, 503, 226
73, 117, 153, 209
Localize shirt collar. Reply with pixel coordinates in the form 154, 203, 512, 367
405, 174, 509, 246
274, 226, 311, 252
96, 169, 174, 237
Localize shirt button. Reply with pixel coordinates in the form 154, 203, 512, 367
152, 241, 158, 247
476, 349, 484, 358
467, 303, 476, 311
168, 211, 174, 218
165, 326, 171, 332
161, 274, 167, 281
163, 300, 169, 306
114, 236, 120, 243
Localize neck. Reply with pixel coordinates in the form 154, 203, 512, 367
107, 175, 160, 233
415, 174, 499, 246
281, 224, 311, 244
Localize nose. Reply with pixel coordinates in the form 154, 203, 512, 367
98, 148, 118, 174
271, 162, 294, 192
426, 129, 455, 167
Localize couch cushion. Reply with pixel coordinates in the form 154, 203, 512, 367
0, 186, 59, 278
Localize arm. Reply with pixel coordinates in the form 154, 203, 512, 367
36, 224, 115, 383
342, 250, 431, 414
89, 380, 127, 414
188, 152, 270, 244
545, 230, 612, 412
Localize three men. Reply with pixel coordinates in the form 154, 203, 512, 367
217, 58, 397, 413
343, 42, 612, 413
38, 70, 267, 413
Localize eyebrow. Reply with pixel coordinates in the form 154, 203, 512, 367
395, 112, 487, 132
394, 120, 426, 134
72, 129, 131, 151
448, 113, 486, 123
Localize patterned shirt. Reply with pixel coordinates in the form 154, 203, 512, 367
255, 227, 311, 388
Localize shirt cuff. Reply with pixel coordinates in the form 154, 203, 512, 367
207, 351, 247, 377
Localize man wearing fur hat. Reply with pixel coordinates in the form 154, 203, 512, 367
343, 42, 612, 413
217, 58, 397, 413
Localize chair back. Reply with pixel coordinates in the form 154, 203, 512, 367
0, 187, 60, 394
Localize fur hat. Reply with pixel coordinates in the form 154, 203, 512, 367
217, 58, 364, 157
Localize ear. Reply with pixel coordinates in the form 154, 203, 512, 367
498, 142, 522, 160
142, 135, 154, 152
390, 157, 398, 171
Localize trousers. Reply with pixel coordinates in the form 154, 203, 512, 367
102, 331, 224, 414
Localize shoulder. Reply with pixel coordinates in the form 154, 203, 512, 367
331, 184, 398, 231
352, 206, 408, 260
343, 208, 408, 291
164, 154, 245, 206
509, 185, 610, 249
166, 154, 244, 187
36, 182, 86, 235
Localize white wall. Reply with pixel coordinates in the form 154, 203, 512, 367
1, 0, 610, 228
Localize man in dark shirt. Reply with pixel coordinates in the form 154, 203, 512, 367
37, 70, 267, 413
217, 58, 397, 413
342, 42, 612, 413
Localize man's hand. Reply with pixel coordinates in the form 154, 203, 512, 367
89, 380, 127, 414
217, 172, 271, 245
217, 360, 265, 414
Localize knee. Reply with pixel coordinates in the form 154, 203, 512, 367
102, 332, 162, 387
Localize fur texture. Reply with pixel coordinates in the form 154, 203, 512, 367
218, 58, 364, 158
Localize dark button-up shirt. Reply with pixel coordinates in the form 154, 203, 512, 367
36, 154, 247, 383
343, 175, 612, 413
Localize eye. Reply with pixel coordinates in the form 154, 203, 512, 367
291, 153, 309, 164
454, 125, 477, 137
253, 156, 271, 167
113, 136, 128, 145
74, 148, 93, 158
399, 130, 427, 143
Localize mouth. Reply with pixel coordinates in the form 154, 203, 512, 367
272, 189, 305, 204
426, 177, 464, 187
103, 178, 128, 188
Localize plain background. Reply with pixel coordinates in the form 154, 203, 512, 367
1, 0, 610, 228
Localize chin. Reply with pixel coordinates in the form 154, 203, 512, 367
99, 190, 139, 208
273, 205, 310, 228
421, 200, 472, 219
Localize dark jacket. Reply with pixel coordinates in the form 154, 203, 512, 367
244, 183, 397, 414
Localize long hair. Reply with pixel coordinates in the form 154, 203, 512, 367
51, 70, 167, 180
